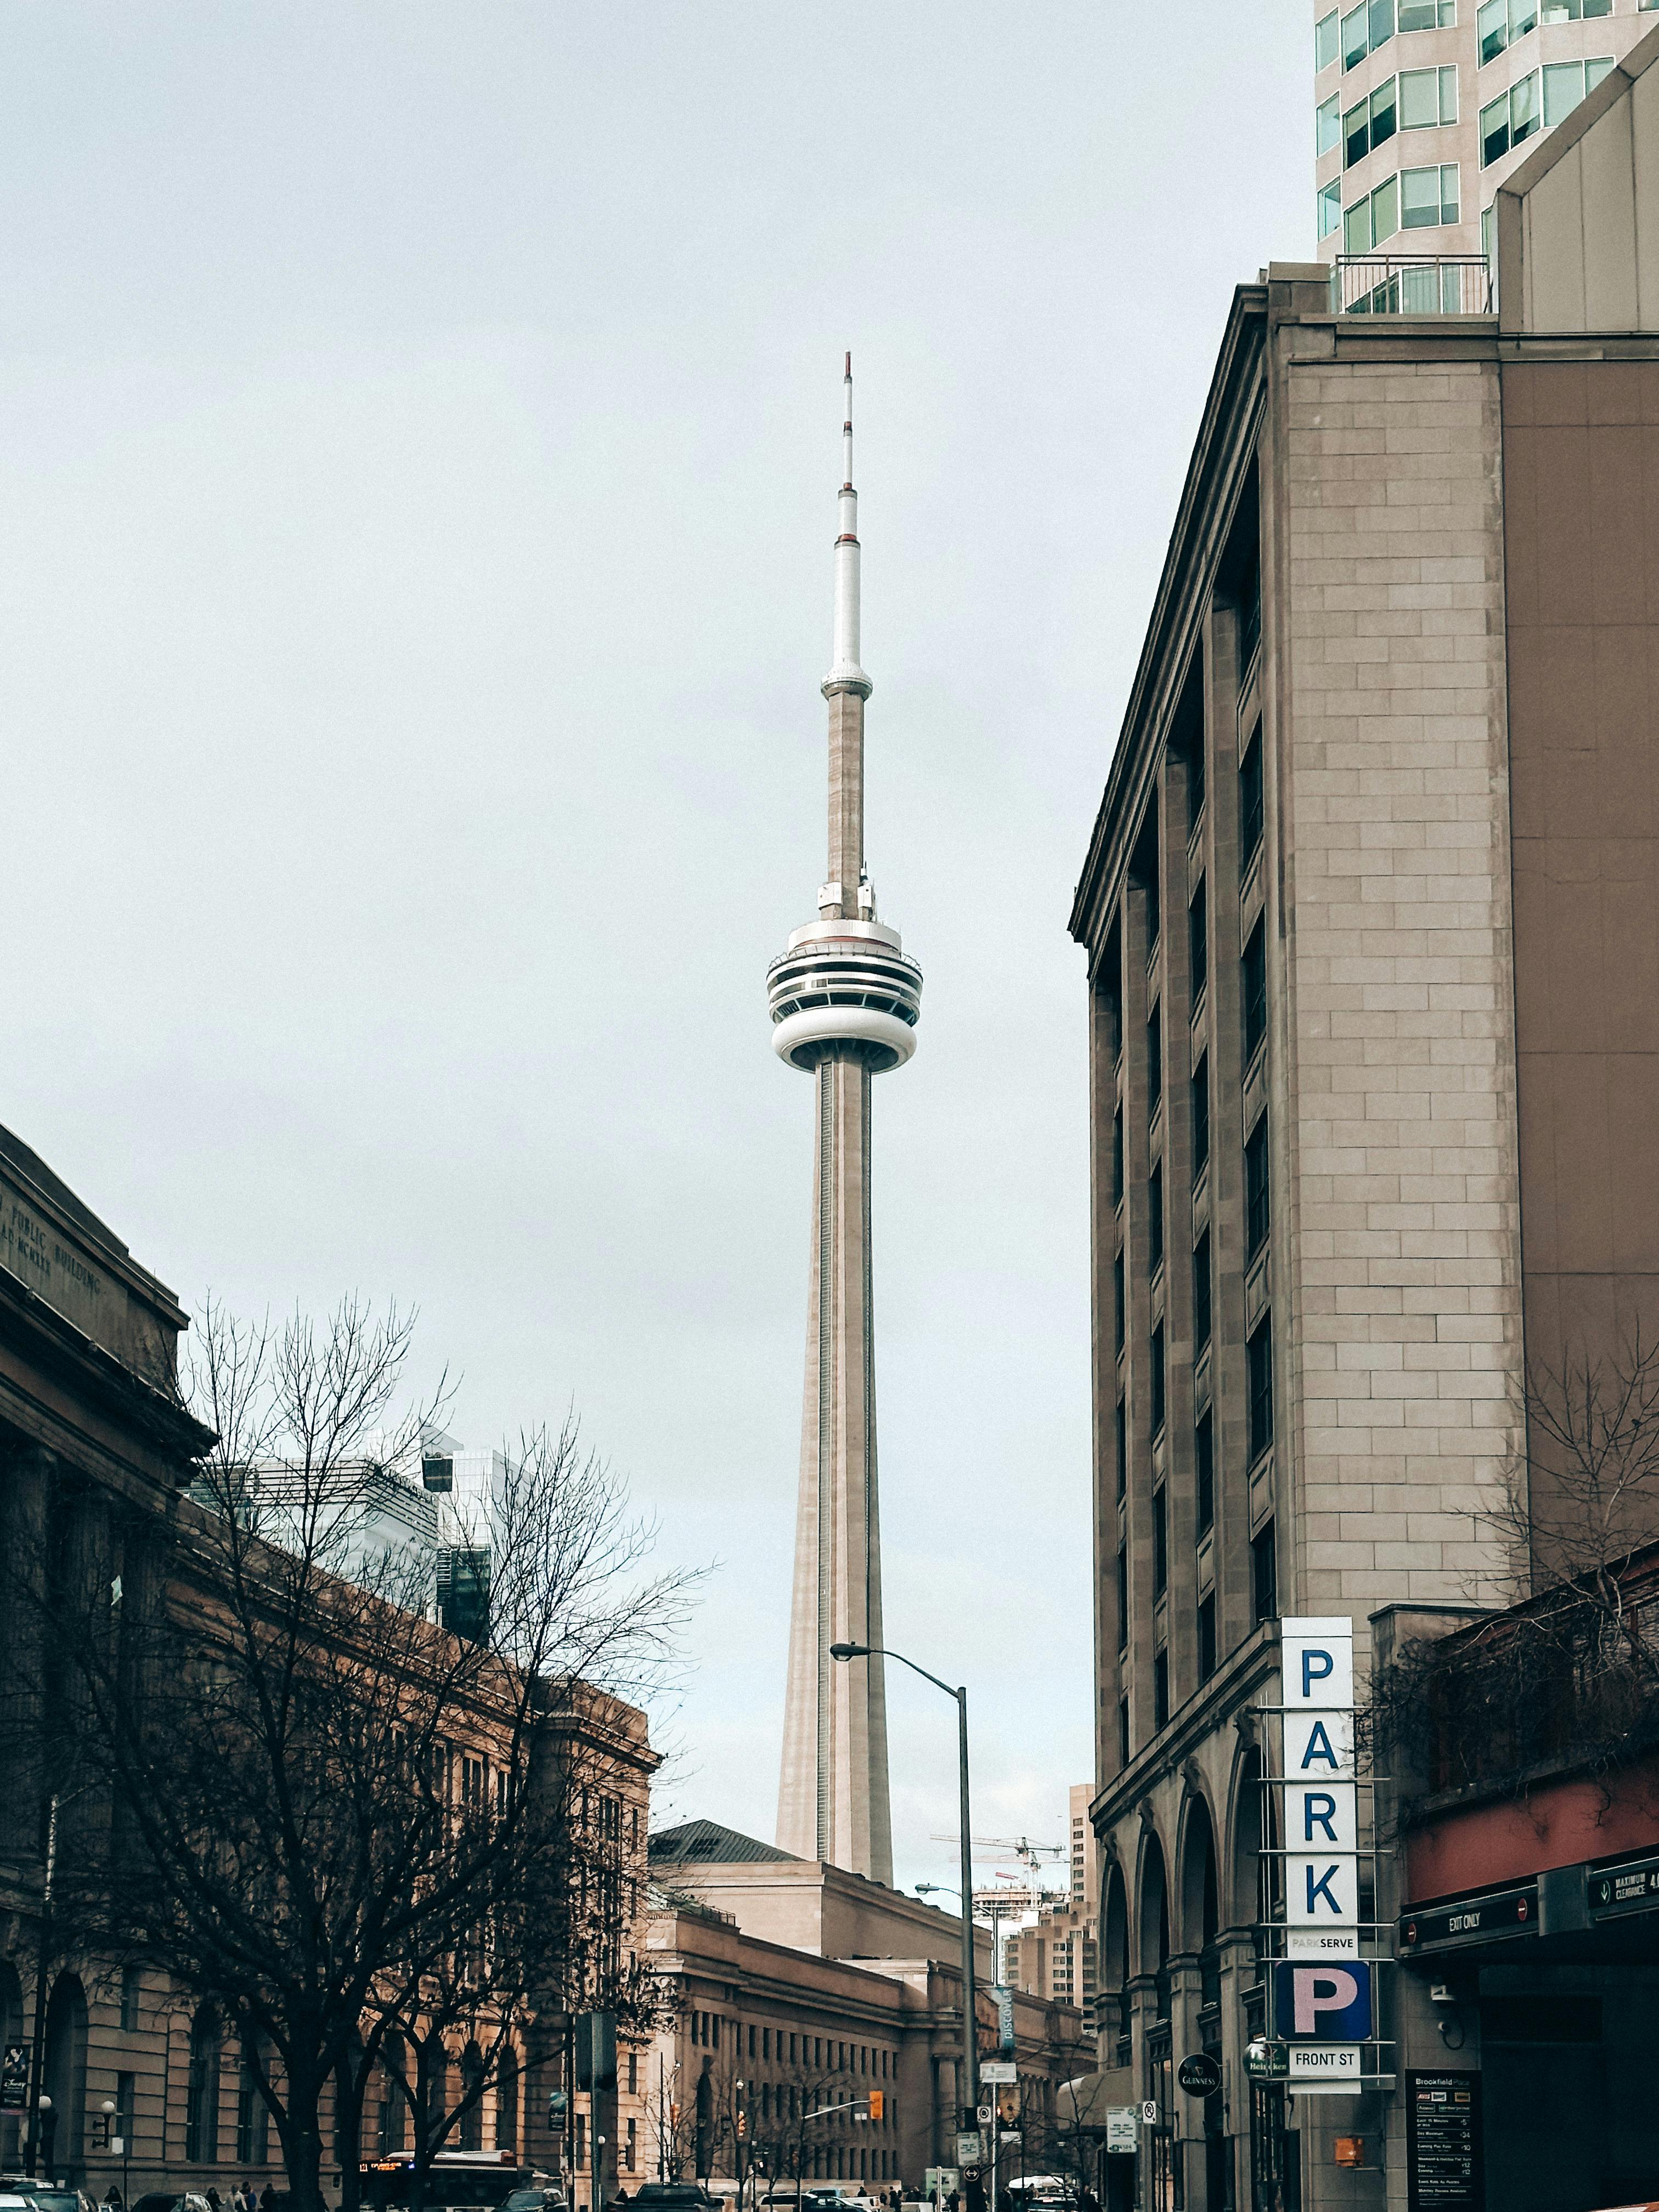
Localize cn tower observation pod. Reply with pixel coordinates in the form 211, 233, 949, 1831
766, 918, 923, 1073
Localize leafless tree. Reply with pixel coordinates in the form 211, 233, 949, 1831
640, 2053, 697, 2186
1366, 1330, 1659, 1803
14, 1295, 696, 2212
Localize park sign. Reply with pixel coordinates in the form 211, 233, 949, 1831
1281, 1616, 1359, 1959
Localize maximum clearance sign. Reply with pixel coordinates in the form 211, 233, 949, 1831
1282, 1616, 1359, 1959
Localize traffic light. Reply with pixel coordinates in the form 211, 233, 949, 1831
737, 2111, 748, 2140
868, 2092, 884, 2123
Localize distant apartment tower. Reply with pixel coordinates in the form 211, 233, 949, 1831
1074, 39, 1659, 2205
1068, 1779, 1098, 1909
242, 1427, 507, 1638
1314, 0, 1650, 284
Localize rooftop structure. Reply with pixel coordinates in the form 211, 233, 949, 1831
1312, 0, 1651, 307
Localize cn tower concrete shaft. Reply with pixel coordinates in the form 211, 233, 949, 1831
776, 1034, 893, 1880
766, 360, 919, 1883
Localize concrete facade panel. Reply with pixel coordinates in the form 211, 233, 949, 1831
1282, 354, 1522, 1619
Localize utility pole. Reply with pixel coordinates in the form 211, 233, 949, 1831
829, 1647, 978, 2143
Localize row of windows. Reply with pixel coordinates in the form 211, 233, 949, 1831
1480, 0, 1611, 67
1115, 1516, 1279, 1765
690, 2013, 894, 2079
1107, 664, 1275, 1762
1321, 63, 1460, 164
1480, 55, 1613, 160
1327, 162, 1463, 247
1318, 0, 1457, 75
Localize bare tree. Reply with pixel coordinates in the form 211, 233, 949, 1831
15, 1296, 696, 2212
737, 2069, 862, 2208
640, 2053, 697, 2186
1366, 1330, 1659, 1803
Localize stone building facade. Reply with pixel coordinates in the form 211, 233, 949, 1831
1070, 29, 1659, 2210
0, 1124, 654, 2207
647, 1825, 1088, 2193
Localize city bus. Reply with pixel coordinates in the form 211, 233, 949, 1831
360, 2149, 561, 2212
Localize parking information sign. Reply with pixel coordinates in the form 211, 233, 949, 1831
1406, 2073, 1483, 2210
1105, 2110, 1138, 2155
1281, 1616, 1359, 1959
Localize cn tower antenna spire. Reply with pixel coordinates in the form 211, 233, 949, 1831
825, 351, 870, 702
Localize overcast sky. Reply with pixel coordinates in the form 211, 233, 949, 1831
3, 4, 1306, 1899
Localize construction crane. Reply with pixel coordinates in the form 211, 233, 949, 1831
929, 1831, 1065, 1881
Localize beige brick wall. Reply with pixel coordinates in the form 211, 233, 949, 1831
1278, 355, 1523, 1614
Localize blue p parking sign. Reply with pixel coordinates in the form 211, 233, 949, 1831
1272, 1960, 1373, 2041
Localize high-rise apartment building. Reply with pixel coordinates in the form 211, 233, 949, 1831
1314, 0, 1650, 294
1073, 38, 1659, 2208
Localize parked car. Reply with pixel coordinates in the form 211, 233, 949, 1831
495, 2189, 566, 2212
0, 2182, 98, 2212
128, 2192, 213, 2212
627, 2190, 719, 2211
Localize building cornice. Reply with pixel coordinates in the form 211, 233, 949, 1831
1069, 286, 1267, 956
1089, 1621, 1279, 1838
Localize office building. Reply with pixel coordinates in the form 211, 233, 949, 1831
1072, 35, 1659, 2207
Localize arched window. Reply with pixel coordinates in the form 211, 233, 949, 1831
0, 1962, 22, 2166
494, 2052, 518, 2154
1101, 1860, 1130, 2066
1137, 1835, 1170, 2017
44, 1974, 89, 2171
379, 2033, 408, 2155
1231, 1746, 1278, 1954
459, 2044, 484, 2152
1180, 1798, 1222, 2011
236, 2033, 270, 2165
187, 2005, 222, 2164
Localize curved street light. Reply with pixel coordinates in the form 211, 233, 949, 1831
828, 1640, 979, 2121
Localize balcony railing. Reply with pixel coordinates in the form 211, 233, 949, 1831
1331, 254, 1493, 317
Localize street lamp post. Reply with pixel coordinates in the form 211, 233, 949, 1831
828, 1643, 979, 2130
25, 1791, 67, 2180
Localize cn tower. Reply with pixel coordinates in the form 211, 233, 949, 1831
767, 358, 922, 1884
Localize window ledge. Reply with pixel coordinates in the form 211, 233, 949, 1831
1193, 1344, 1213, 1407
1240, 840, 1265, 915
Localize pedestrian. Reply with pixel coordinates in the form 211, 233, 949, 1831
206, 2190, 222, 2211
103, 2189, 123, 2210
260, 2184, 279, 2212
